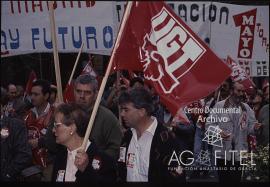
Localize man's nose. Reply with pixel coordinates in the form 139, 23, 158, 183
79, 92, 85, 98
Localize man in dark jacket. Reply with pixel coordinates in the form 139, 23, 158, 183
117, 88, 186, 183
1, 87, 32, 181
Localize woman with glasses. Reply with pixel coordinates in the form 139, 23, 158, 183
51, 103, 116, 183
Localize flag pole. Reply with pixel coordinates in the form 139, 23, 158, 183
116, 71, 121, 121
81, 1, 133, 150
216, 89, 221, 102
68, 43, 84, 85
49, 2, 63, 102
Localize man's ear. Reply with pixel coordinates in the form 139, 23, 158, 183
45, 93, 50, 101
138, 108, 147, 117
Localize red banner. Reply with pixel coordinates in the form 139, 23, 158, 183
233, 9, 257, 59
24, 70, 37, 99
112, 2, 231, 115
226, 56, 256, 92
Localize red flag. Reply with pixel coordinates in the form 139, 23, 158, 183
24, 70, 37, 99
112, 2, 231, 115
226, 56, 256, 93
81, 55, 97, 77
63, 82, 75, 103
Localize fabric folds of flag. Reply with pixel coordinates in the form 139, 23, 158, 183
24, 70, 37, 100
63, 82, 75, 103
226, 56, 256, 94
111, 1, 231, 115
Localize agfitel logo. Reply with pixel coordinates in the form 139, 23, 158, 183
168, 125, 256, 170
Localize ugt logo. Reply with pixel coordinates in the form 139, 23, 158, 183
140, 7, 206, 94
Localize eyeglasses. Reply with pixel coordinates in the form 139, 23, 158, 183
53, 122, 65, 128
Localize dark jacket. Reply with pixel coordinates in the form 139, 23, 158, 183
1, 117, 32, 181
52, 142, 116, 183
117, 123, 186, 183
257, 104, 269, 146
172, 122, 195, 151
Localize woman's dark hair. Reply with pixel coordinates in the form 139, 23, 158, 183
55, 103, 89, 137
118, 88, 154, 116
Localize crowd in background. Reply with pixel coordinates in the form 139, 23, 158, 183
1, 71, 269, 183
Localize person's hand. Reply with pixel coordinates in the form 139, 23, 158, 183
74, 149, 89, 172
28, 138, 38, 149
220, 131, 231, 140
254, 122, 262, 130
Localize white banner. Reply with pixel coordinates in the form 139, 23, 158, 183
1, 1, 117, 57
116, 1, 269, 77
209, 3, 269, 77
2, 1, 269, 76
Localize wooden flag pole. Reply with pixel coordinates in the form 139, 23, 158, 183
68, 43, 84, 85
217, 89, 221, 102
49, 2, 63, 102
81, 1, 133, 150
116, 71, 121, 121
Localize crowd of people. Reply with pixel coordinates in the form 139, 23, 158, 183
1, 72, 269, 183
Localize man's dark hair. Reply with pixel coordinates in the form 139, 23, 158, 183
32, 79, 51, 96
50, 85, 57, 95
74, 74, 98, 92
130, 77, 144, 88
118, 88, 154, 116
55, 103, 89, 137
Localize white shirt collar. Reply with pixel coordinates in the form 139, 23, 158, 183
64, 140, 91, 182
67, 140, 91, 155
32, 102, 50, 118
145, 116, 158, 136
131, 116, 158, 137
